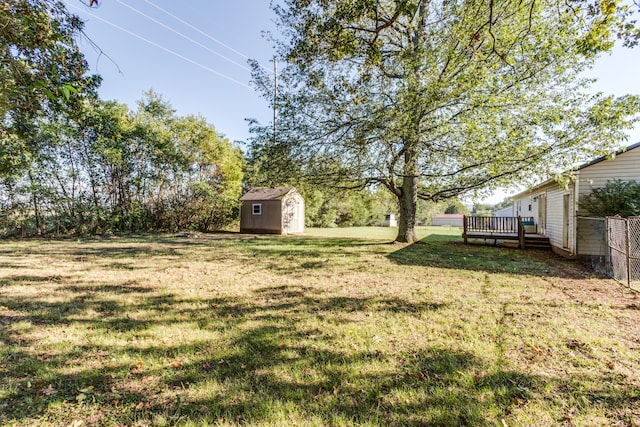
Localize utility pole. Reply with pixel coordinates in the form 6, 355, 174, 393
273, 56, 278, 145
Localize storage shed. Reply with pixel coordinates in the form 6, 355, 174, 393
239, 187, 305, 235
382, 213, 397, 227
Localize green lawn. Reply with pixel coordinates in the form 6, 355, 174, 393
1, 229, 638, 426
305, 225, 461, 240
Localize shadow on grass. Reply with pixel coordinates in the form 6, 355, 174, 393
387, 234, 587, 278
0, 234, 633, 425
1, 281, 637, 426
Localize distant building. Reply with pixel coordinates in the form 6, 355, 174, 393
432, 214, 464, 227
239, 187, 305, 234
492, 205, 514, 218
382, 213, 397, 227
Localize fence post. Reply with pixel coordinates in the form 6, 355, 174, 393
463, 215, 468, 244
518, 216, 525, 249
626, 218, 631, 288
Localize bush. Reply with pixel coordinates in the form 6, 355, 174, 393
579, 179, 640, 217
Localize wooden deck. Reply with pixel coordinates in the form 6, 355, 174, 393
462, 216, 550, 249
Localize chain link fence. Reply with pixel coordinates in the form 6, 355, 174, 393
576, 217, 607, 272
607, 216, 640, 292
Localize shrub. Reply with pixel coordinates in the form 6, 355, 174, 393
579, 179, 640, 217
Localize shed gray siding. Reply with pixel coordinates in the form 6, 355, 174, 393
240, 199, 283, 234
239, 187, 305, 234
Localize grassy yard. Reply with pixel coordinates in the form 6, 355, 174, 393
0, 228, 639, 426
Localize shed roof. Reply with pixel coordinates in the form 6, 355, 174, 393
511, 141, 640, 199
239, 187, 296, 201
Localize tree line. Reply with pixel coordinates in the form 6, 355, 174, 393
0, 1, 243, 237
0, 91, 244, 236
3, 0, 640, 238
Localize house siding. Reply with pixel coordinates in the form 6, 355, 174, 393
514, 194, 538, 220
546, 187, 575, 255
507, 143, 640, 257
576, 147, 640, 215
573, 147, 640, 256
492, 205, 514, 218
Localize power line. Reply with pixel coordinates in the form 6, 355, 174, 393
67, 4, 253, 90
141, 0, 273, 74
114, 0, 252, 73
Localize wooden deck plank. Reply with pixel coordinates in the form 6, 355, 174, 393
463, 231, 520, 240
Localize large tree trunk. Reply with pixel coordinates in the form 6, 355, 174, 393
395, 150, 418, 243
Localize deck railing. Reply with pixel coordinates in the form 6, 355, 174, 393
464, 216, 533, 233
517, 216, 526, 249
463, 216, 534, 248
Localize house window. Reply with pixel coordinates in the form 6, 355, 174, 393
252, 203, 262, 215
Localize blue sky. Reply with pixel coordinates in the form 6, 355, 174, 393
66, 0, 639, 203
67, 0, 640, 143
66, 0, 277, 145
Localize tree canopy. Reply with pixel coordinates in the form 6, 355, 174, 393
1, 2, 245, 236
1, 0, 99, 176
250, 0, 640, 242
1, 92, 245, 236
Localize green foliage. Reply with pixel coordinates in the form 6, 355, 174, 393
303, 187, 396, 227
579, 179, 640, 217
445, 200, 470, 215
0, 2, 244, 236
251, 0, 640, 243
1, 0, 99, 175
0, 93, 244, 236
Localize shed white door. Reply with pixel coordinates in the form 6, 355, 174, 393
283, 198, 304, 234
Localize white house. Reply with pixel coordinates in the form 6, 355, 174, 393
492, 205, 514, 218
510, 142, 640, 258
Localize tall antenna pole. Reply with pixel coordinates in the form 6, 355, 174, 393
273, 56, 278, 145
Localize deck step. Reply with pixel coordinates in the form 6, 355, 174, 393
524, 236, 551, 249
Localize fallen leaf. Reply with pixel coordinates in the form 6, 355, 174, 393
41, 384, 58, 396
171, 361, 183, 368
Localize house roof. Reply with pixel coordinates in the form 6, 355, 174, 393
511, 141, 640, 199
239, 187, 296, 201
432, 214, 464, 219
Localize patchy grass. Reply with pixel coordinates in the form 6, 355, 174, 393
1, 228, 639, 426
